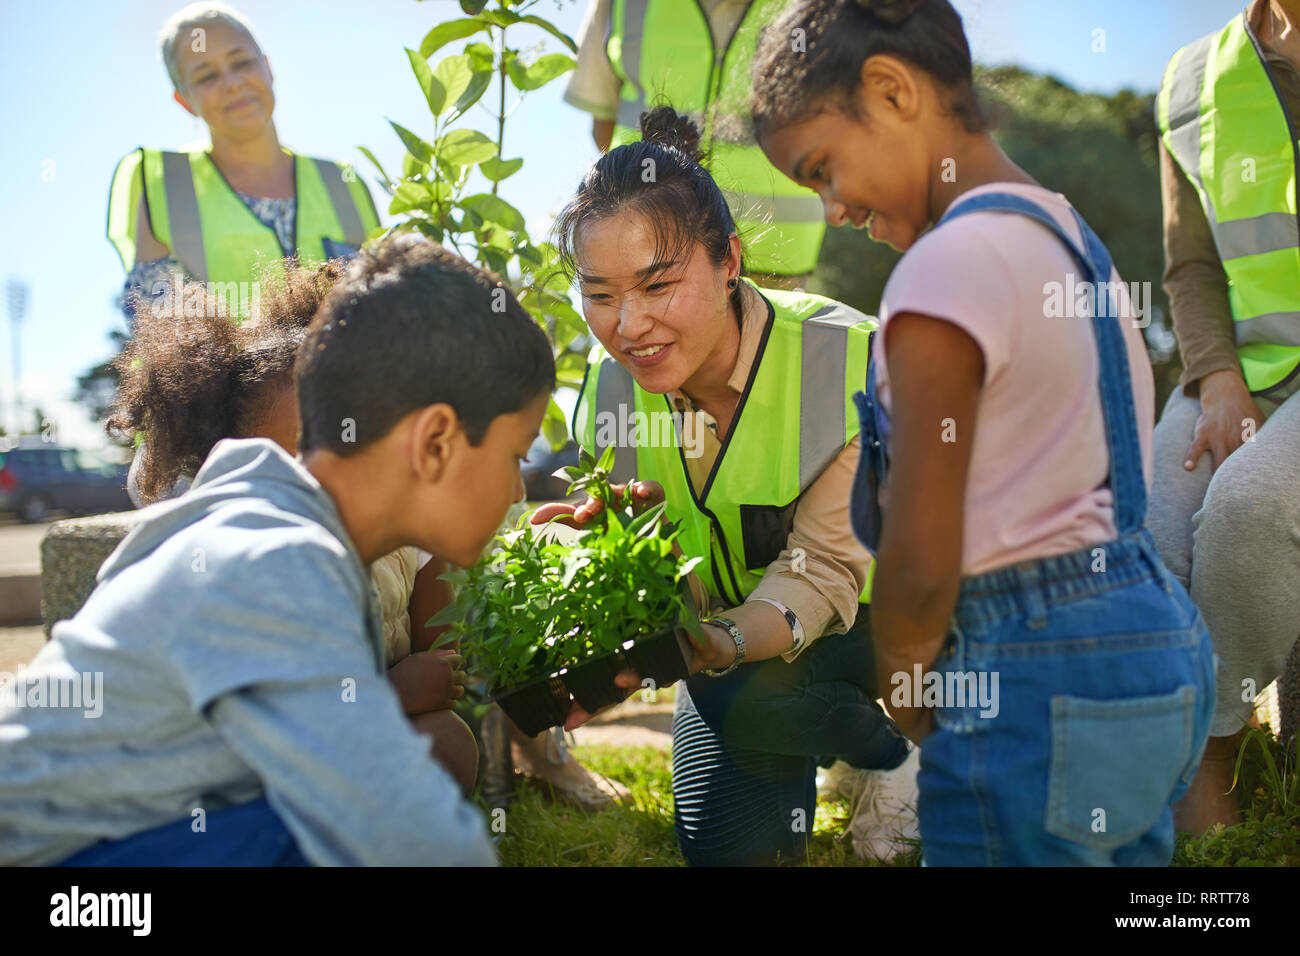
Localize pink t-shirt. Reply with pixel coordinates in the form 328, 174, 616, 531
873, 182, 1155, 577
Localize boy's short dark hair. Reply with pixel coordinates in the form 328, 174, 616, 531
296, 234, 556, 455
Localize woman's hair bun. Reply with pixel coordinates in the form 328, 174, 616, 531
640, 106, 705, 163
855, 0, 926, 26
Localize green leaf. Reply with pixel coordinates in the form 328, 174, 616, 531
432, 53, 474, 115
458, 0, 488, 14
478, 8, 522, 27
449, 69, 493, 122
435, 128, 498, 167
676, 555, 704, 580
479, 155, 524, 182
389, 119, 434, 164
519, 14, 578, 54
356, 146, 393, 191
596, 444, 616, 475
406, 47, 447, 116
627, 501, 666, 537
483, 247, 509, 275
463, 41, 495, 72
505, 52, 576, 91
404, 219, 444, 243
390, 181, 432, 215
427, 603, 464, 627
542, 396, 569, 449
461, 193, 526, 231
419, 19, 487, 58
430, 630, 461, 650
401, 152, 429, 179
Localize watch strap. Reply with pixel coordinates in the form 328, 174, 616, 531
701, 616, 745, 677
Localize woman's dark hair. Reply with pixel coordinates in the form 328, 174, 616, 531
296, 233, 555, 456
106, 259, 346, 503
751, 0, 985, 139
553, 106, 745, 320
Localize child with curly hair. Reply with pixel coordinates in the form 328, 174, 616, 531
107, 260, 455, 679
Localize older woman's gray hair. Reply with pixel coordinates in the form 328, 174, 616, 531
159, 2, 260, 94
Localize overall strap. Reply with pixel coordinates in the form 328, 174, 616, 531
936, 192, 1146, 534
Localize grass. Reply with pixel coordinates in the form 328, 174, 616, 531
481, 716, 1296, 867
1172, 722, 1300, 867
486, 741, 920, 867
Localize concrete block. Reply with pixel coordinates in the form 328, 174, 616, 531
40, 511, 143, 638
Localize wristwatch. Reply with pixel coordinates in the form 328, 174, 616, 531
701, 617, 745, 678
749, 597, 805, 655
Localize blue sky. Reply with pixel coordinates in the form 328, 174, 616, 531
0, 0, 1251, 448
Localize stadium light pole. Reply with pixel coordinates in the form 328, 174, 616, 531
7, 279, 28, 436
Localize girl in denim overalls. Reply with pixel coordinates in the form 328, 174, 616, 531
752, 0, 1215, 864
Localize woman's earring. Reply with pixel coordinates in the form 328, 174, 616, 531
727, 278, 738, 291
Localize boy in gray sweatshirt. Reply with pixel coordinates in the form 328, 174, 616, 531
0, 235, 555, 865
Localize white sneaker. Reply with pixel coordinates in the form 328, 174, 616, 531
841, 746, 920, 862
816, 759, 860, 800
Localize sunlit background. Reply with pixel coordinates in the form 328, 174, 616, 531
0, 0, 1250, 451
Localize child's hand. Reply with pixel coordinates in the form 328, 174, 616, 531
387, 650, 467, 715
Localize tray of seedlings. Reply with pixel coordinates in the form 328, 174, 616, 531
429, 447, 705, 737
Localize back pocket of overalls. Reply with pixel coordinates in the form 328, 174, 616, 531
1045, 685, 1196, 850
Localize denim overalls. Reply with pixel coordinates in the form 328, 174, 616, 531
852, 192, 1216, 866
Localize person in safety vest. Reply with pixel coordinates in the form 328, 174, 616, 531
563, 0, 827, 290
105, 2, 379, 506
532, 106, 914, 867
1149, 0, 1300, 836
107, 2, 378, 323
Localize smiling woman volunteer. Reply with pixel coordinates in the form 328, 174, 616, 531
105, 2, 379, 506
534, 106, 911, 867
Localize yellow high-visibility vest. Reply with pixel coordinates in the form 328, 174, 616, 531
1157, 12, 1300, 394
573, 278, 876, 607
107, 146, 379, 313
606, 0, 827, 277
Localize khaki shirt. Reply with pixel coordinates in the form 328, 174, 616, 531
670, 292, 873, 662
1161, 0, 1300, 393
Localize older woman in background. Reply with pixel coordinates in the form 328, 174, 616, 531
106, 1, 380, 506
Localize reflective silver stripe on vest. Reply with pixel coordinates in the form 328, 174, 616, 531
1235, 309, 1300, 347
615, 0, 649, 133
800, 304, 865, 489
1215, 211, 1300, 260
161, 150, 208, 282
314, 158, 367, 248
1164, 32, 1222, 236
595, 358, 638, 484
1162, 31, 1218, 226
721, 188, 826, 225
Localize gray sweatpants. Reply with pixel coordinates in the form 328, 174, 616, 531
1148, 381, 1300, 737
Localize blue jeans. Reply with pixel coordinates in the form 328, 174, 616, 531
672, 622, 910, 866
918, 530, 1215, 865
852, 193, 1216, 865
56, 797, 311, 866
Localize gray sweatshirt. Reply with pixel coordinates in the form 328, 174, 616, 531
0, 437, 496, 866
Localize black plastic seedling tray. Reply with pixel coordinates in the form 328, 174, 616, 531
492, 626, 691, 736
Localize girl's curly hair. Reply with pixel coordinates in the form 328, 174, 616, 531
106, 259, 346, 503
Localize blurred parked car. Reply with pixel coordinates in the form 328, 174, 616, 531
0, 443, 132, 523
522, 437, 580, 503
